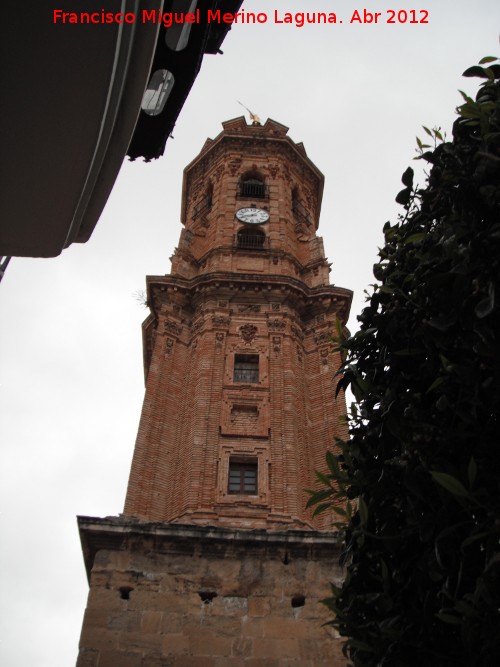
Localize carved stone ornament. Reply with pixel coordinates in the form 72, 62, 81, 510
267, 319, 286, 331
267, 163, 279, 178
164, 319, 183, 336
295, 224, 309, 242
271, 303, 280, 311
214, 165, 225, 180
320, 348, 329, 365
229, 159, 242, 176
240, 324, 258, 343
314, 332, 330, 344
273, 336, 281, 352
191, 319, 203, 332
238, 304, 261, 313
212, 315, 231, 326
291, 325, 305, 342
165, 338, 174, 355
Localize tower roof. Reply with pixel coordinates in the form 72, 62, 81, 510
181, 117, 324, 226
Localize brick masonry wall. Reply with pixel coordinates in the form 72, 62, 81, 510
124, 284, 350, 530
124, 118, 352, 531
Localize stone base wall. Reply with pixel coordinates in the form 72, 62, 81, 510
76, 519, 347, 666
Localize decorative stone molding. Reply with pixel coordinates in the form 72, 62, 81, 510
314, 331, 330, 344
267, 163, 279, 178
238, 304, 261, 313
228, 159, 242, 176
212, 315, 231, 326
291, 325, 305, 341
164, 319, 183, 336
215, 332, 225, 349
240, 324, 258, 343
267, 319, 285, 331
214, 165, 225, 180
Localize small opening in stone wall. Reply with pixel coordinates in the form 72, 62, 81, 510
291, 595, 306, 608
119, 586, 134, 600
199, 591, 218, 604
283, 552, 289, 565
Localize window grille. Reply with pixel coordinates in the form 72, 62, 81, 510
236, 228, 265, 250
234, 354, 259, 383
292, 198, 311, 225
238, 179, 268, 199
192, 193, 212, 219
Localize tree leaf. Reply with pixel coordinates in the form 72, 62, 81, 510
467, 457, 477, 488
462, 65, 490, 79
349, 639, 376, 652
461, 531, 489, 550
479, 56, 497, 64
458, 89, 474, 104
403, 232, 426, 245
358, 496, 369, 525
401, 166, 414, 187
430, 471, 470, 498
396, 187, 412, 206
326, 451, 340, 476
475, 283, 495, 318
436, 612, 462, 625
314, 470, 332, 487
426, 376, 444, 393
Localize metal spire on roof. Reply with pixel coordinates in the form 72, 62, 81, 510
237, 101, 262, 125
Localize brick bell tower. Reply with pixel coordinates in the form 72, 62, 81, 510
77, 117, 352, 666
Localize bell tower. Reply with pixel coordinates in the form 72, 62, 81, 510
77, 118, 352, 666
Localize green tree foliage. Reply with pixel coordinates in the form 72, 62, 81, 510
308, 59, 500, 666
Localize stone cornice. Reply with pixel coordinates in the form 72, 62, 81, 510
77, 515, 342, 583
146, 272, 352, 323
180, 244, 329, 279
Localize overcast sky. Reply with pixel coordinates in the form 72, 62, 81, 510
1, 2, 499, 665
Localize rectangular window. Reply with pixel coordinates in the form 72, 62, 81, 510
233, 354, 259, 383
228, 458, 258, 495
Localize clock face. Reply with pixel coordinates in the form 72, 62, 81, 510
236, 207, 269, 224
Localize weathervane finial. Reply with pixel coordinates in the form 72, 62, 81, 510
237, 101, 261, 126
